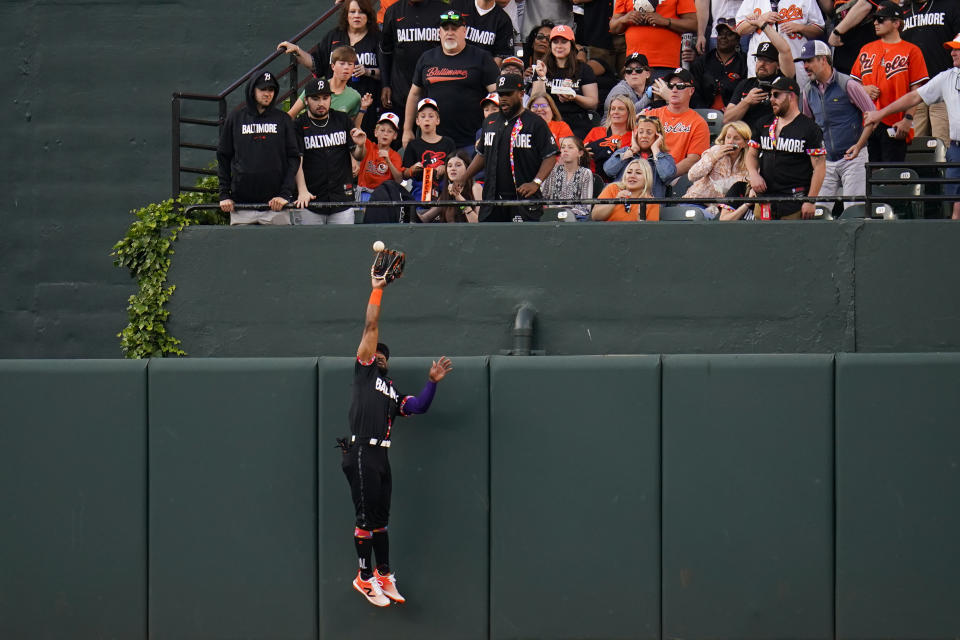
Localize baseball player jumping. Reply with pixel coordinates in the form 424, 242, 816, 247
341, 248, 453, 607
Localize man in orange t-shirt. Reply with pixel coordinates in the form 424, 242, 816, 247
609, 0, 697, 77
850, 1, 928, 162
640, 68, 710, 177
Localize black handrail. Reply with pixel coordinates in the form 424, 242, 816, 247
171, 5, 341, 200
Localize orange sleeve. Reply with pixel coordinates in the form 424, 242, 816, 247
677, 0, 696, 14
688, 114, 711, 156
391, 149, 405, 171
558, 121, 574, 139
599, 183, 620, 199
613, 0, 630, 14
850, 46, 865, 82
908, 45, 929, 86
583, 126, 605, 145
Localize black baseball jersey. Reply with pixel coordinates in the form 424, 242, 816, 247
296, 110, 355, 200
461, 2, 515, 59
902, 0, 960, 77
575, 0, 615, 49
476, 108, 557, 218
402, 135, 457, 171
314, 29, 381, 100
412, 45, 501, 147
690, 49, 748, 109
749, 113, 826, 195
349, 357, 410, 440
380, 0, 454, 99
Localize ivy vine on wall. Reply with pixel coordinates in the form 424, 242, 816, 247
111, 174, 224, 358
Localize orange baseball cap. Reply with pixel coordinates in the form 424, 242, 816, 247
944, 33, 960, 49
549, 25, 575, 42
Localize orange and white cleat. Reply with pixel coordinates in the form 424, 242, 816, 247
375, 568, 406, 603
353, 571, 391, 607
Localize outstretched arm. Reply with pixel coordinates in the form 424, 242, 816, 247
357, 277, 387, 363
400, 357, 453, 415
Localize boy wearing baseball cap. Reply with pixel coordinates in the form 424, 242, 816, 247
401, 99, 457, 201
356, 112, 405, 199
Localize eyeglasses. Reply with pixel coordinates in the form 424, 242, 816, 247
535, 33, 549, 41
667, 82, 692, 90
530, 102, 550, 109
624, 67, 647, 74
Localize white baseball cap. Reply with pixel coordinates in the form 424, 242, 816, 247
417, 97, 439, 112
377, 112, 400, 130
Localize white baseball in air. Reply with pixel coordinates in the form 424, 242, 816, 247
373, 240, 385, 252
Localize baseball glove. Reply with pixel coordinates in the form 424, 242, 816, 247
371, 248, 405, 284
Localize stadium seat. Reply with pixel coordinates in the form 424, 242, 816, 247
659, 205, 706, 221
870, 167, 922, 219
813, 206, 833, 220
669, 175, 693, 198
541, 206, 578, 222
905, 137, 946, 219
838, 202, 896, 219
906, 136, 946, 164
694, 109, 724, 139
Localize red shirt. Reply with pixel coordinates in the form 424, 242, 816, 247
357, 139, 403, 190
851, 38, 928, 135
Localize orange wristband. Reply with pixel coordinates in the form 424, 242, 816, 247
369, 289, 383, 306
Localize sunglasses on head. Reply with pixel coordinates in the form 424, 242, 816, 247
667, 82, 692, 90
624, 67, 647, 74
636, 115, 660, 124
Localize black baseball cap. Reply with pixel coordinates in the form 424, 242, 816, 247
623, 53, 649, 70
253, 71, 279, 90
496, 72, 525, 93
666, 67, 694, 84
303, 77, 332, 97
376, 342, 390, 360
754, 42, 779, 62
770, 75, 800, 96
439, 10, 465, 26
874, 0, 903, 20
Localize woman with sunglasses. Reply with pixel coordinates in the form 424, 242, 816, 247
531, 25, 600, 139
604, 53, 653, 119
522, 20, 555, 82
584, 94, 636, 179
683, 120, 751, 217
592, 158, 660, 221
603, 114, 675, 198
528, 91, 575, 142
541, 136, 596, 221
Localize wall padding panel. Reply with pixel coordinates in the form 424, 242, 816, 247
317, 356, 490, 639
489, 355, 661, 640
148, 358, 318, 640
0, 360, 147, 640
836, 353, 960, 640
662, 354, 834, 640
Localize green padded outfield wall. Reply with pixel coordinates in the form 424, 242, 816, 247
0, 360, 148, 639
661, 355, 835, 640
164, 222, 960, 359
148, 358, 318, 640
0, 0, 335, 357
836, 353, 960, 640
317, 357, 490, 640
489, 356, 661, 640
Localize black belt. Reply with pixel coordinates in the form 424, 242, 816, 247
351, 435, 391, 448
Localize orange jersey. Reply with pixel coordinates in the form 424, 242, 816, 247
613, 0, 696, 69
598, 183, 660, 221
547, 119, 574, 142
641, 106, 710, 164
357, 139, 403, 190
851, 39, 928, 130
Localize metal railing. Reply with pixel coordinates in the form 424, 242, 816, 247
864, 160, 960, 219
171, 6, 341, 200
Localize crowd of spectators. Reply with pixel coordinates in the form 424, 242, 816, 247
216, 0, 960, 223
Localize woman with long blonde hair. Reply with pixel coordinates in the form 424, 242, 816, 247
592, 159, 659, 221
684, 120, 751, 215
603, 113, 675, 197
583, 94, 636, 178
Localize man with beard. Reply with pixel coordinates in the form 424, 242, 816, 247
294, 78, 367, 224
463, 73, 559, 221
343, 271, 453, 607
217, 71, 301, 225
404, 10, 500, 151
746, 75, 827, 219
724, 24, 795, 130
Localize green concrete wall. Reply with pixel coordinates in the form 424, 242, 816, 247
3, 355, 959, 639
165, 222, 960, 357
